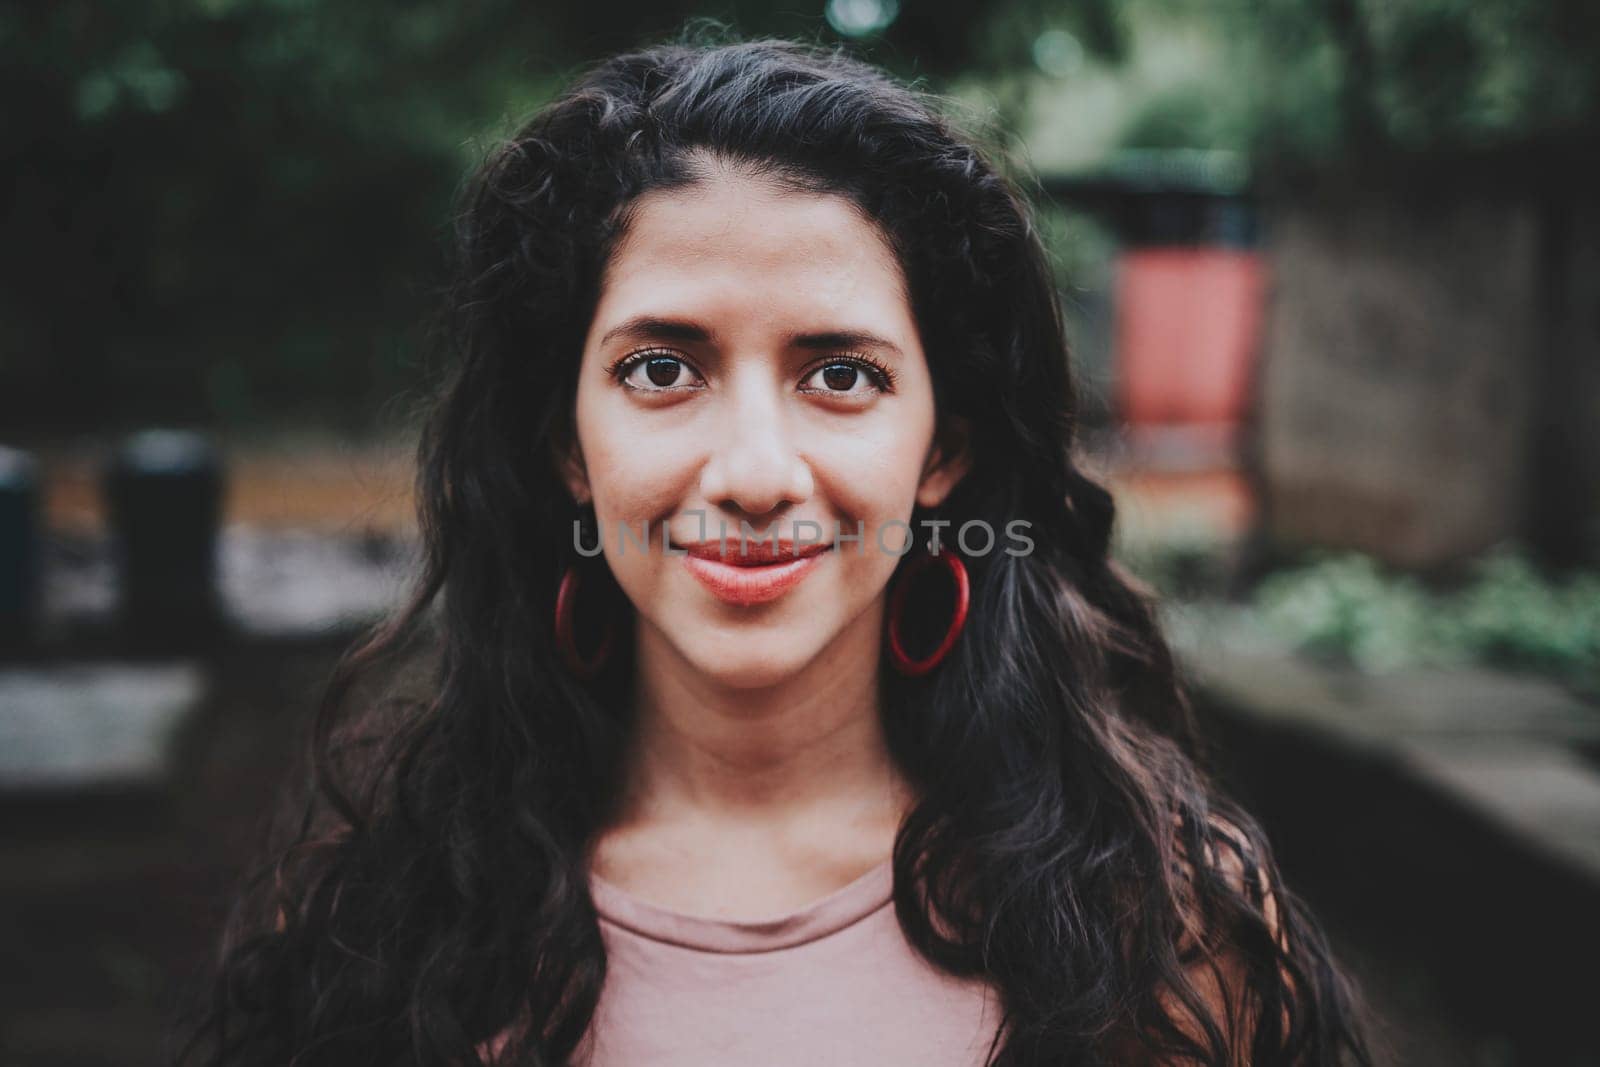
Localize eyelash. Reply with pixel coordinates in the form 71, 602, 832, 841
606, 349, 899, 394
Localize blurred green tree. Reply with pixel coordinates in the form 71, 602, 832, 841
1242, 0, 1599, 161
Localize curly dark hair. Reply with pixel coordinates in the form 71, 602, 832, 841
178, 26, 1373, 1067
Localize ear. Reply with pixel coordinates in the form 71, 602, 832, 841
550, 433, 591, 506
915, 415, 973, 509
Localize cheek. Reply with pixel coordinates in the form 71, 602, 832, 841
799, 463, 923, 603
575, 386, 696, 526
800, 407, 933, 537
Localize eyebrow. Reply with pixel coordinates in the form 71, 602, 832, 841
598, 315, 904, 358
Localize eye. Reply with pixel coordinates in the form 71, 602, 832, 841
611, 351, 705, 393
799, 354, 896, 398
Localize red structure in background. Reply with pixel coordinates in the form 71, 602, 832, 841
1043, 161, 1264, 538
1114, 246, 1264, 432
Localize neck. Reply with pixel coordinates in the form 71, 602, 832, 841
606, 601, 915, 840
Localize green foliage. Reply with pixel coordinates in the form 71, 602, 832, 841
1021, 0, 1600, 174
1243, 0, 1600, 161
1251, 545, 1600, 692
2, 0, 551, 432
1444, 551, 1600, 680
1253, 553, 1442, 672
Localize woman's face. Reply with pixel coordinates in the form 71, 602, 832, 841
562, 161, 969, 690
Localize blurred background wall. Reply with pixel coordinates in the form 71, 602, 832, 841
2, 2, 1597, 1064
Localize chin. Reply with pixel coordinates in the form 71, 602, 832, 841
682, 637, 819, 691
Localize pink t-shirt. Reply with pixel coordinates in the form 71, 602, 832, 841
570, 857, 1004, 1066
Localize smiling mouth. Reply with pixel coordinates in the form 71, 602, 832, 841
679, 542, 832, 605
678, 539, 833, 566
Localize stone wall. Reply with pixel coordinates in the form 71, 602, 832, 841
1254, 169, 1599, 570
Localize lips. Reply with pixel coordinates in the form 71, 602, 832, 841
677, 539, 832, 565
678, 539, 832, 605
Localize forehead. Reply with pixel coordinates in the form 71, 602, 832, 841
593, 166, 911, 325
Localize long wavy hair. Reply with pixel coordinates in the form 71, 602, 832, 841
180, 28, 1372, 1067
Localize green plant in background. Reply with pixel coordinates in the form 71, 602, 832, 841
1018, 0, 1600, 175
1248, 544, 1600, 694
1443, 548, 1600, 685
1234, 0, 1600, 163
1252, 553, 1444, 672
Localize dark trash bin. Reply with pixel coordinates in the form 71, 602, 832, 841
0, 445, 40, 650
105, 430, 225, 648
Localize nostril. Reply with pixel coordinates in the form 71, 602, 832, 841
701, 458, 814, 519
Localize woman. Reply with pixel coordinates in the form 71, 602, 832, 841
182, 30, 1372, 1067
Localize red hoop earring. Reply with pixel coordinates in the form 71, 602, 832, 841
555, 564, 613, 679
886, 547, 970, 677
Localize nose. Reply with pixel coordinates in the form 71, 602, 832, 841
698, 372, 814, 523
